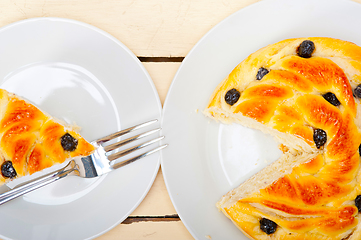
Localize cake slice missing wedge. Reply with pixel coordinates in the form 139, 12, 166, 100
204, 37, 361, 239
0, 89, 95, 186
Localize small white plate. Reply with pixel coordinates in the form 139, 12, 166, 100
161, 0, 361, 239
0, 18, 162, 239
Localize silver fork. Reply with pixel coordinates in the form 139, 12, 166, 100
0, 119, 167, 205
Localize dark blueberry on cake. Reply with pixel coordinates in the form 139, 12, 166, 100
313, 128, 327, 149
322, 92, 340, 106
60, 133, 78, 151
297, 40, 315, 58
1, 161, 17, 178
354, 84, 361, 98
225, 88, 240, 106
260, 218, 277, 234
355, 195, 361, 212
256, 67, 269, 80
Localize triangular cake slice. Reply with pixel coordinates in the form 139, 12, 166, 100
204, 37, 361, 239
0, 89, 95, 185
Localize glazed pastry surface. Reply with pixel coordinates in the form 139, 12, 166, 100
0, 89, 95, 185
204, 37, 361, 240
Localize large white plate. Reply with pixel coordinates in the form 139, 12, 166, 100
161, 0, 361, 239
0, 18, 162, 239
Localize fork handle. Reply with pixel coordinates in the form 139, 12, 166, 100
0, 161, 75, 205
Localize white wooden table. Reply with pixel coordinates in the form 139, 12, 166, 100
1, 0, 360, 239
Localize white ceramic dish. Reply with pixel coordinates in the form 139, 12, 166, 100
161, 0, 361, 239
0, 18, 162, 240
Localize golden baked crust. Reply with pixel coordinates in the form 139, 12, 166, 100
204, 37, 361, 239
0, 89, 95, 184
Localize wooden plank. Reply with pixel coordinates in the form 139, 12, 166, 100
142, 62, 180, 106
97, 220, 194, 240
130, 168, 178, 216
123, 215, 179, 224
95, 62, 189, 239
2, 0, 361, 57
128, 63, 179, 216
0, 0, 261, 57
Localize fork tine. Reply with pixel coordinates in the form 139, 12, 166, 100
96, 119, 158, 143
103, 128, 160, 152
107, 136, 165, 161
111, 144, 168, 170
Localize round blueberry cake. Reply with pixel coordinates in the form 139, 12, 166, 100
204, 37, 361, 240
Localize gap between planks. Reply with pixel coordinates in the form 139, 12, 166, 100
122, 214, 180, 224
138, 57, 184, 62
